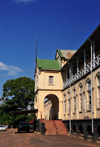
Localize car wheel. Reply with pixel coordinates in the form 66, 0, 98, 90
27, 129, 30, 132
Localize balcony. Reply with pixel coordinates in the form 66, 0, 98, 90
63, 54, 100, 88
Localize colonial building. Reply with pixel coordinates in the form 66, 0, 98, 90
34, 25, 100, 139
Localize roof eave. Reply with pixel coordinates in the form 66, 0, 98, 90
41, 69, 60, 72
61, 24, 100, 71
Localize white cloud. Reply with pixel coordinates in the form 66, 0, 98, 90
15, 0, 37, 3
0, 62, 22, 76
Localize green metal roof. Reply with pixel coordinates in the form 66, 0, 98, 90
37, 58, 61, 70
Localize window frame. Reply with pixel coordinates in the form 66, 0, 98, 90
68, 99, 70, 114
87, 80, 91, 111
97, 75, 100, 109
49, 76, 54, 85
79, 84, 83, 112
73, 89, 76, 113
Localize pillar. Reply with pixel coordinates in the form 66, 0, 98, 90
71, 63, 73, 76
91, 40, 94, 134
77, 57, 79, 73
59, 101, 63, 119
66, 68, 68, 81
93, 39, 95, 68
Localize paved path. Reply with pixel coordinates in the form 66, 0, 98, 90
0, 129, 99, 147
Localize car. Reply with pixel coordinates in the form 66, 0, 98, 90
0, 125, 6, 131
18, 122, 30, 133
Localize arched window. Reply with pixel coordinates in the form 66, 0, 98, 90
73, 89, 76, 113
64, 94, 66, 112
87, 80, 91, 110
79, 84, 83, 112
68, 92, 70, 114
97, 75, 100, 109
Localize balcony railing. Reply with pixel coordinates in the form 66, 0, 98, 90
63, 54, 100, 88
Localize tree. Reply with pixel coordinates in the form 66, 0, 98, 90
0, 77, 35, 126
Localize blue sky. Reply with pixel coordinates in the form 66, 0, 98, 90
0, 0, 100, 97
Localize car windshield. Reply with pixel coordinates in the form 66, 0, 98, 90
0, 125, 5, 127
19, 123, 28, 125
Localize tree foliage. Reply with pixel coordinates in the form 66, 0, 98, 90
0, 77, 35, 126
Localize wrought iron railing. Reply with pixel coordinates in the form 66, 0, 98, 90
63, 54, 100, 88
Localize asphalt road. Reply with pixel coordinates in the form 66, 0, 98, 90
0, 129, 99, 147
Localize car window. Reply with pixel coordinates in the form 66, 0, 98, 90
0, 125, 5, 127
19, 123, 28, 125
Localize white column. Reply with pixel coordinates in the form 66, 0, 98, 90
66, 68, 68, 81
93, 40, 95, 60
84, 49, 86, 74
91, 40, 94, 133
77, 57, 79, 79
71, 63, 73, 76
93, 40, 95, 68
59, 101, 63, 119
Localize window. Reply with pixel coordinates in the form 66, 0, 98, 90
87, 80, 91, 110
80, 84, 82, 95
63, 94, 66, 120
64, 94, 66, 113
97, 75, 100, 109
64, 95, 66, 120
80, 98, 83, 112
49, 76, 53, 84
88, 80, 91, 91
74, 97, 76, 112
65, 103, 66, 112
98, 76, 100, 86
79, 84, 83, 112
73, 89, 76, 113
68, 92, 70, 114
68, 99, 70, 114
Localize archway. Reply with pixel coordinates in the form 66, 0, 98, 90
44, 94, 59, 120
79, 125, 83, 134
87, 125, 92, 136
73, 125, 76, 134
97, 125, 100, 137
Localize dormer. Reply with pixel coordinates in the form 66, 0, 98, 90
55, 48, 76, 67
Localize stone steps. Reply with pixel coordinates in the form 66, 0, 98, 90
42, 120, 68, 135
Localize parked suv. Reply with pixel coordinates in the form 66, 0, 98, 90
18, 122, 30, 133
0, 125, 6, 131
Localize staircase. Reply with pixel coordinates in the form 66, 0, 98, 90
55, 120, 68, 135
42, 120, 68, 135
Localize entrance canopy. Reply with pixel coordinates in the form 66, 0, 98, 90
9, 109, 38, 116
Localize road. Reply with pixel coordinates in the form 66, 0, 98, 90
0, 129, 99, 147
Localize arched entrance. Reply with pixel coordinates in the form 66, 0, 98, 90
44, 94, 59, 120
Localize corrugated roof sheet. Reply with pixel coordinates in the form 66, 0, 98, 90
37, 58, 61, 70
57, 49, 76, 59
